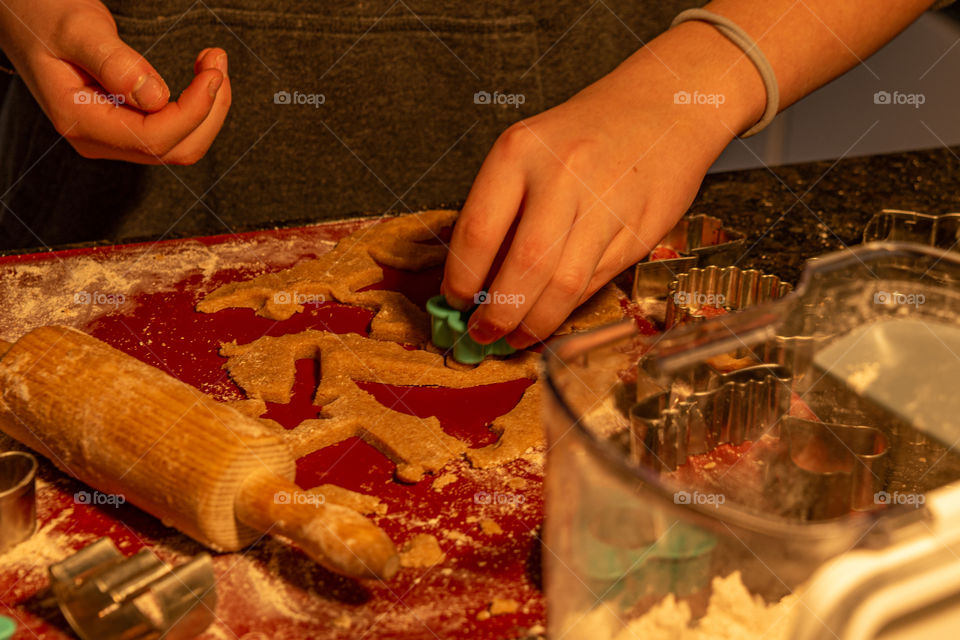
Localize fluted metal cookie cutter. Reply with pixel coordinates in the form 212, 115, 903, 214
0, 450, 38, 553
666, 265, 793, 328
49, 537, 216, 640
630, 360, 890, 519
630, 364, 792, 471
633, 214, 747, 301
426, 295, 517, 364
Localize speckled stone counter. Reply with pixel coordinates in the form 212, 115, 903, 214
5, 146, 960, 282
694, 146, 960, 284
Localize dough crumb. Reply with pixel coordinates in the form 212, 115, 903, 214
432, 473, 457, 492
506, 476, 528, 490
479, 519, 503, 535
478, 597, 521, 620
443, 530, 471, 544
399, 534, 446, 568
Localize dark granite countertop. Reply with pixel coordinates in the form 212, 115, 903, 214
4, 146, 959, 283
694, 146, 960, 284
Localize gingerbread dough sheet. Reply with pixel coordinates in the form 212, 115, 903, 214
198, 210, 626, 483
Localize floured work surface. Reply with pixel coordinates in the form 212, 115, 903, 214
0, 214, 625, 640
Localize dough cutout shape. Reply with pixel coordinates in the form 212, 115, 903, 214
199, 211, 624, 482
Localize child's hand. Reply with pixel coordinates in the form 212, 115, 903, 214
442, 25, 755, 348
0, 0, 231, 164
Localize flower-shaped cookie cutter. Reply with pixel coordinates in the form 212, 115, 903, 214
425, 296, 517, 364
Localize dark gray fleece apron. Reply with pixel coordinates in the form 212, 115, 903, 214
0, 0, 698, 249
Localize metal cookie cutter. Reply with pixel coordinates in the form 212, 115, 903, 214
425, 295, 516, 364
779, 417, 889, 520
631, 358, 890, 519
666, 265, 793, 328
50, 537, 216, 640
630, 363, 792, 471
633, 214, 746, 301
863, 209, 960, 250
0, 450, 38, 553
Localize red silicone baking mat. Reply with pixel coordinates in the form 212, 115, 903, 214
0, 219, 546, 640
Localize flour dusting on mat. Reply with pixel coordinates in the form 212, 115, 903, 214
0, 236, 330, 342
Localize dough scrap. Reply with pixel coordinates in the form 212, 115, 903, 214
308, 484, 387, 516
432, 473, 458, 492
466, 381, 543, 469
199, 210, 623, 481
197, 210, 457, 346
555, 283, 626, 335
220, 330, 539, 405
399, 533, 446, 568
305, 378, 466, 483
478, 519, 503, 536
489, 598, 520, 615
478, 598, 521, 619
219, 329, 543, 479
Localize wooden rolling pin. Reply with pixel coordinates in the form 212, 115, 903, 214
0, 326, 398, 580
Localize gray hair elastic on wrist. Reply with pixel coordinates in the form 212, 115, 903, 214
671, 8, 779, 138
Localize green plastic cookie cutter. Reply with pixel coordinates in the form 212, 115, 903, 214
0, 615, 15, 639
425, 295, 517, 364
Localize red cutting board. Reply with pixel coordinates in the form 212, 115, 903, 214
0, 220, 545, 640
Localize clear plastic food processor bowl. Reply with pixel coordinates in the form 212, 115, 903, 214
543, 242, 960, 640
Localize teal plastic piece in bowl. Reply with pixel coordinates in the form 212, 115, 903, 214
425, 295, 517, 364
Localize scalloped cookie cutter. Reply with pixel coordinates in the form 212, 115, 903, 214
425, 296, 517, 364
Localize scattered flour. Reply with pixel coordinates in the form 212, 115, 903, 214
564, 572, 799, 640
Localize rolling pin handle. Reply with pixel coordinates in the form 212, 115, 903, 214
235, 470, 399, 581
